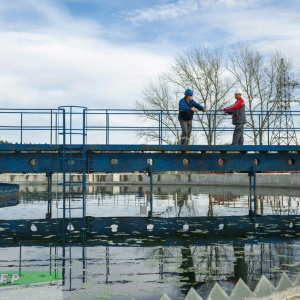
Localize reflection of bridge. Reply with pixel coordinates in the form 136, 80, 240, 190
1, 241, 299, 299
2, 215, 300, 246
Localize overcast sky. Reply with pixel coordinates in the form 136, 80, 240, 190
1, 0, 300, 109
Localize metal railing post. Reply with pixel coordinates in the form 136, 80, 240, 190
0, 108, 298, 146
106, 110, 109, 145
159, 111, 162, 145
20, 112, 23, 144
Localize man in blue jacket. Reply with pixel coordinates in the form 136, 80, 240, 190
178, 89, 207, 145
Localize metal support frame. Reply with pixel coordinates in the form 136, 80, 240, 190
58, 106, 88, 290
147, 158, 153, 217
46, 170, 53, 219
0, 145, 298, 173
249, 168, 257, 217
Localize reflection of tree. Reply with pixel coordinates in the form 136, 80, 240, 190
179, 246, 196, 293
208, 194, 213, 216
259, 195, 264, 215
196, 245, 231, 280
176, 193, 198, 217
245, 241, 298, 290
177, 194, 188, 217
134, 240, 300, 298
232, 243, 248, 283
179, 245, 205, 295
136, 246, 174, 279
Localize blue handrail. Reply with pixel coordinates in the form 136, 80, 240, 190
0, 108, 298, 145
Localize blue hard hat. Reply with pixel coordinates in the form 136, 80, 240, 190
184, 89, 193, 96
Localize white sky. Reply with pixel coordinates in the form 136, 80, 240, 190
0, 0, 300, 110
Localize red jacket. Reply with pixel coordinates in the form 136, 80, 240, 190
223, 98, 244, 111
223, 98, 246, 124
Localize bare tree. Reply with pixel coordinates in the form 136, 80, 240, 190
135, 46, 234, 145
135, 76, 180, 144
135, 44, 299, 145
227, 44, 296, 144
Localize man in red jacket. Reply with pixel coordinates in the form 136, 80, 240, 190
220, 89, 246, 145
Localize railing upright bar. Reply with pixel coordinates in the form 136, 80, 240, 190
267, 114, 270, 145
106, 110, 109, 145
213, 109, 217, 145
259, 114, 262, 145
56, 112, 59, 144
159, 111, 162, 145
20, 112, 23, 144
208, 111, 211, 145
0, 109, 299, 145
82, 108, 87, 224
50, 110, 53, 145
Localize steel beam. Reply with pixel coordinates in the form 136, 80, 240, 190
0, 144, 298, 173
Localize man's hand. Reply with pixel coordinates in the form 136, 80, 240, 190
203, 107, 208, 112
191, 107, 197, 112
219, 108, 225, 111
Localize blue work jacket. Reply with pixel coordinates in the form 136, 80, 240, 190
178, 98, 204, 121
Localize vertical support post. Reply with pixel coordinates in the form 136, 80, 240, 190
82, 109, 87, 284
267, 114, 270, 145
82, 108, 87, 241
82, 245, 87, 283
55, 112, 58, 144
50, 110, 53, 145
249, 168, 257, 216
58, 107, 66, 287
46, 170, 53, 219
213, 109, 217, 145
259, 114, 262, 145
106, 246, 109, 284
20, 112, 23, 144
19, 243, 22, 276
208, 112, 211, 145
49, 243, 52, 276
106, 110, 109, 145
55, 246, 58, 279
159, 247, 164, 280
147, 158, 153, 217
58, 106, 88, 290
159, 110, 162, 145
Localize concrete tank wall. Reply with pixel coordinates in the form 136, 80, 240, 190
0, 172, 299, 188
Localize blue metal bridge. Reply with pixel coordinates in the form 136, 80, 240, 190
0, 106, 299, 173
0, 106, 300, 246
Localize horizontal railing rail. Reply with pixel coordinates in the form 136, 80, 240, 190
0, 108, 299, 145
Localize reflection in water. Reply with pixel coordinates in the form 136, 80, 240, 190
231, 243, 248, 284
1, 187, 300, 299
9, 188, 300, 219
179, 245, 205, 295
1, 239, 300, 300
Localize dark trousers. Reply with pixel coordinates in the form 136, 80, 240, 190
179, 119, 192, 145
232, 123, 244, 145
